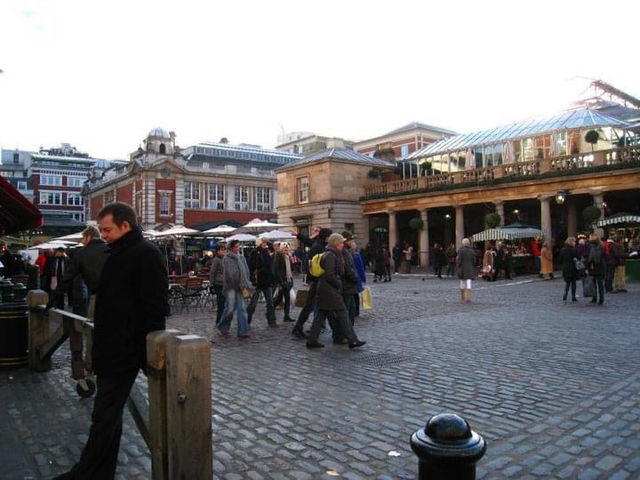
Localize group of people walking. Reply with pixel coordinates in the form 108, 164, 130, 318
210, 227, 366, 350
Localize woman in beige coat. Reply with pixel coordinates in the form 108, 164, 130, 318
540, 241, 554, 279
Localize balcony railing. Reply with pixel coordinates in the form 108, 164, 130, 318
363, 145, 640, 198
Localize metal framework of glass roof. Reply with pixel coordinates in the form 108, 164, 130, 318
406, 108, 630, 161
183, 141, 301, 165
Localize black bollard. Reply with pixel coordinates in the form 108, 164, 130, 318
410, 413, 486, 480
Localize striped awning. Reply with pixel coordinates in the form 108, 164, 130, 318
472, 227, 542, 242
596, 214, 640, 227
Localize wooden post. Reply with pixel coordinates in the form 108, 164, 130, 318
166, 334, 212, 480
27, 290, 51, 372
147, 329, 181, 480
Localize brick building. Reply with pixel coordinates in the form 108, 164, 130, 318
85, 128, 301, 229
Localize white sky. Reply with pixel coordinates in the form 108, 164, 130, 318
0, 0, 638, 159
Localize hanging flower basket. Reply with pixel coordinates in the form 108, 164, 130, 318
409, 217, 424, 230
485, 212, 501, 228
582, 205, 601, 224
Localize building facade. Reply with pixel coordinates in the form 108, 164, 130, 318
276, 148, 393, 244
360, 85, 640, 266
0, 144, 124, 234
85, 129, 301, 229
276, 132, 354, 156
353, 121, 457, 162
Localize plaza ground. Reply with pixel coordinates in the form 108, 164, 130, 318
1, 272, 639, 479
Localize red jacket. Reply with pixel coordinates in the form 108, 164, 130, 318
530, 241, 541, 257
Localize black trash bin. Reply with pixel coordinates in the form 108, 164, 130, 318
0, 301, 28, 368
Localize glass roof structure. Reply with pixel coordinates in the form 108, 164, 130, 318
406, 108, 630, 160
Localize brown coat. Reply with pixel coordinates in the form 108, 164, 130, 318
540, 246, 553, 274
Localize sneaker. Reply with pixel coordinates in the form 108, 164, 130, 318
306, 342, 324, 349
220, 331, 230, 338
283, 317, 296, 322
348, 340, 366, 349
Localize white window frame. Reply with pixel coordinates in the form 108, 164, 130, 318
40, 174, 62, 186
67, 193, 84, 206
207, 184, 225, 210
255, 187, 270, 212
184, 182, 200, 209
17, 181, 27, 190
67, 176, 85, 187
297, 176, 309, 204
234, 186, 249, 211
40, 191, 62, 205
159, 191, 171, 216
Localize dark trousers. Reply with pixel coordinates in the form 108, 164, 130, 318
280, 281, 293, 319
592, 275, 605, 304
343, 294, 356, 325
307, 308, 358, 345
247, 286, 275, 324
293, 280, 318, 331
604, 264, 615, 292
213, 284, 226, 326
563, 279, 576, 300
66, 368, 139, 480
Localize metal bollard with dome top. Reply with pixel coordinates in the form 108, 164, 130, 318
410, 412, 486, 480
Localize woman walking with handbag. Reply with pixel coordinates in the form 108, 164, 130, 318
559, 237, 579, 302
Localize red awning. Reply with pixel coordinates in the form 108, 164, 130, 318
0, 175, 43, 235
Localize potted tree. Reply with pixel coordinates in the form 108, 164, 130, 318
582, 205, 601, 229
409, 216, 424, 230
585, 130, 600, 152
485, 212, 501, 228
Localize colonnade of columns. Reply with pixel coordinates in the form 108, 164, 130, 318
380, 191, 606, 259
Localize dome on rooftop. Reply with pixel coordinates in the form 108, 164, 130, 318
148, 127, 171, 139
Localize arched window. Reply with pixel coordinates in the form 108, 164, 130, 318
159, 143, 166, 154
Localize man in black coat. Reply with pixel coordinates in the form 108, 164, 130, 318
246, 237, 276, 326
51, 225, 108, 317
291, 227, 332, 337
305, 233, 366, 350
54, 202, 168, 480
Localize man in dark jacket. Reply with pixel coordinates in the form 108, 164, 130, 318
586, 234, 606, 305
341, 231, 359, 326
247, 237, 276, 326
291, 227, 332, 338
51, 225, 108, 317
209, 243, 227, 328
54, 202, 168, 480
306, 233, 366, 350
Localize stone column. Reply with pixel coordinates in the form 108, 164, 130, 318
592, 193, 605, 237
494, 201, 505, 227
567, 198, 577, 238
455, 205, 464, 248
419, 209, 430, 268
539, 196, 552, 243
388, 210, 397, 249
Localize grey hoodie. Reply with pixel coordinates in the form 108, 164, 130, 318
222, 252, 252, 291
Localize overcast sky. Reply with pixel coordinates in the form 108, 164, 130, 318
0, 0, 637, 159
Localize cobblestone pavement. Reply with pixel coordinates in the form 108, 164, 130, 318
1, 272, 639, 479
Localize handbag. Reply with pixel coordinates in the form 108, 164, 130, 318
574, 258, 586, 272
361, 286, 372, 310
289, 287, 297, 305
294, 284, 309, 307
582, 276, 595, 297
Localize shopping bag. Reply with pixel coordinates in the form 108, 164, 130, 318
289, 287, 297, 305
582, 276, 595, 297
361, 286, 372, 310
295, 284, 309, 307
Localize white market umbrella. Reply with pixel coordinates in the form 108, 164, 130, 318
143, 229, 165, 238
238, 218, 288, 234
33, 240, 82, 249
154, 225, 199, 237
53, 231, 85, 242
225, 233, 257, 243
202, 224, 237, 236
260, 229, 296, 241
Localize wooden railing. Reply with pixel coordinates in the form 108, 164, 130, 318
27, 290, 212, 480
363, 145, 640, 198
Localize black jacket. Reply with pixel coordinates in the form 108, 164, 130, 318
248, 247, 275, 289
93, 227, 168, 375
559, 245, 578, 280
341, 245, 359, 295
55, 239, 108, 296
317, 247, 346, 311
273, 251, 292, 285
587, 242, 606, 276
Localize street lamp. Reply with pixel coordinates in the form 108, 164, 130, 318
554, 190, 567, 205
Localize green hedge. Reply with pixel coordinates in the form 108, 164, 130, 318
360, 160, 640, 201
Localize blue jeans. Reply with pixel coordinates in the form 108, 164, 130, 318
219, 289, 249, 336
